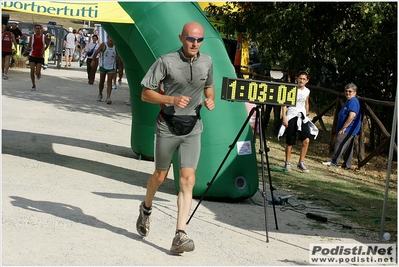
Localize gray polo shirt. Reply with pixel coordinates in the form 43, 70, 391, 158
141, 48, 214, 116
64, 32, 76, 49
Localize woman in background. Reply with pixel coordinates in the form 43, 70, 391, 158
84, 34, 100, 85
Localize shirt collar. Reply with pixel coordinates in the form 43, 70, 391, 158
178, 47, 200, 62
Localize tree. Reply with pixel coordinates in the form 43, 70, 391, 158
205, 2, 397, 152
205, 2, 397, 102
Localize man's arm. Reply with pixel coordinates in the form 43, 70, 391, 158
17, 29, 22, 41
11, 33, 18, 50
141, 87, 191, 109
203, 87, 215, 111
281, 106, 288, 126
43, 34, 50, 52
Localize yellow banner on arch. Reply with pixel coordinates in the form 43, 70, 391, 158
1, 1, 230, 24
1, 1, 134, 23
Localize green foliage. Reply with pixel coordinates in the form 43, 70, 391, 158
205, 2, 397, 101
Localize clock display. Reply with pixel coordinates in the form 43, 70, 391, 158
221, 77, 298, 106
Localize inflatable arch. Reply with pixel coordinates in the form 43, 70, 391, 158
4, 1, 260, 200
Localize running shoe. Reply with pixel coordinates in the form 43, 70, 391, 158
97, 94, 103, 102
106, 98, 112, 105
136, 201, 151, 237
322, 161, 337, 167
170, 232, 195, 254
118, 79, 122, 88
297, 161, 310, 172
283, 162, 291, 171
31, 85, 36, 91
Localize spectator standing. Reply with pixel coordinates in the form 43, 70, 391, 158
91, 35, 116, 104
10, 23, 22, 43
63, 27, 77, 68
322, 83, 362, 169
10, 23, 22, 67
93, 29, 102, 44
78, 29, 84, 48
20, 34, 28, 53
84, 34, 100, 85
41, 25, 51, 69
79, 29, 88, 53
136, 21, 215, 254
2, 25, 18, 80
280, 71, 315, 172
23, 24, 49, 91
112, 53, 124, 89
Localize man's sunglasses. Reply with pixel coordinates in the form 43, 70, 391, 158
182, 35, 204, 43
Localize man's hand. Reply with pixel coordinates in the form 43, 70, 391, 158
173, 95, 191, 109
204, 98, 215, 111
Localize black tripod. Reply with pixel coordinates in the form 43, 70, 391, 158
187, 104, 279, 242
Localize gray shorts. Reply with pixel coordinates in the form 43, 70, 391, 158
154, 118, 202, 170
65, 47, 75, 56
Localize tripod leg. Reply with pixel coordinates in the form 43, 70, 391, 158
187, 106, 257, 224
255, 106, 269, 242
260, 105, 279, 230
262, 132, 279, 230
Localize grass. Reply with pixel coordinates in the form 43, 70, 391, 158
256, 111, 397, 241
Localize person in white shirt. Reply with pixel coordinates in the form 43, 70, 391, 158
281, 71, 314, 172
83, 34, 100, 85
91, 35, 116, 104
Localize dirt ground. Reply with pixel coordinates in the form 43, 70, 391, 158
1, 62, 390, 266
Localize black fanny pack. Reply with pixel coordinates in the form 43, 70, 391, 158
160, 106, 201, 135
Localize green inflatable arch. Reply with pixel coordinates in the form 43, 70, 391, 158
102, 2, 259, 200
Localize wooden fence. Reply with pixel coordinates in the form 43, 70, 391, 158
241, 71, 396, 169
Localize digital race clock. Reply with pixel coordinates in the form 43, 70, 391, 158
221, 77, 298, 106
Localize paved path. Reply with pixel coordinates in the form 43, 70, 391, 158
2, 62, 377, 266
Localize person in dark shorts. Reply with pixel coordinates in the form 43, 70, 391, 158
2, 25, 18, 80
112, 53, 124, 89
281, 71, 314, 172
23, 24, 49, 91
136, 21, 215, 254
10, 22, 22, 67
